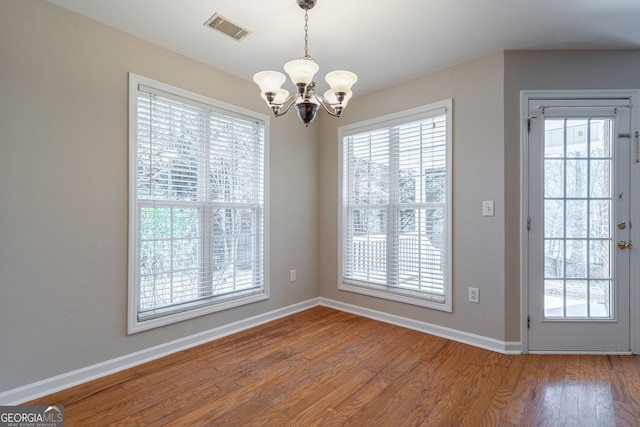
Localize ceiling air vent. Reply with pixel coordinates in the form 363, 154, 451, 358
204, 13, 251, 42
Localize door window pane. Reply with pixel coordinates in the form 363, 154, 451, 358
544, 120, 565, 157
566, 239, 587, 278
544, 279, 565, 318
589, 200, 611, 238
566, 200, 587, 238
589, 119, 612, 158
566, 120, 588, 157
544, 160, 564, 198
565, 280, 588, 317
590, 280, 611, 317
590, 160, 611, 198
589, 240, 611, 279
544, 240, 564, 278
566, 160, 588, 198
544, 200, 564, 238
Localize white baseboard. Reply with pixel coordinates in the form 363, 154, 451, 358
319, 298, 522, 355
0, 298, 320, 405
1, 296, 521, 405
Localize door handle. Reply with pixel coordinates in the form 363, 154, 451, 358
618, 241, 633, 250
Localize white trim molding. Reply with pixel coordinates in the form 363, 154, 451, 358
1, 297, 521, 405
319, 298, 521, 355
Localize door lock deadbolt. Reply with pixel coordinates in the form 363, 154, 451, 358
618, 241, 633, 250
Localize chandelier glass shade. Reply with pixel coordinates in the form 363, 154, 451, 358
253, 0, 357, 126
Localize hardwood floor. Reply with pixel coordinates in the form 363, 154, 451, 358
29, 307, 640, 426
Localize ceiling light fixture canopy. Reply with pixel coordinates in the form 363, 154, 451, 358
253, 0, 357, 126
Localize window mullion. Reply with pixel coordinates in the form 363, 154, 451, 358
170, 207, 175, 304
388, 127, 400, 287
201, 111, 212, 298
345, 137, 355, 279
418, 123, 425, 291
253, 129, 262, 287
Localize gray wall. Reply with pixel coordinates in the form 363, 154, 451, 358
0, 1, 318, 392
317, 53, 508, 341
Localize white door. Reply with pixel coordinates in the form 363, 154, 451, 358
526, 97, 632, 352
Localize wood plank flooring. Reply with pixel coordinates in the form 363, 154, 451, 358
28, 307, 640, 426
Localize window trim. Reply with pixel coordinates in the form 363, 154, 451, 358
338, 99, 453, 312
127, 73, 270, 334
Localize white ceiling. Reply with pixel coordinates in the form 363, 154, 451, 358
47, 0, 640, 95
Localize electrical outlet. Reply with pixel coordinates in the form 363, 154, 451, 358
290, 270, 296, 282
468, 287, 479, 303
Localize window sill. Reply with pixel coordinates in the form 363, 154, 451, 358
128, 289, 269, 334
338, 281, 451, 313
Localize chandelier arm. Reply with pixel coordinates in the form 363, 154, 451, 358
270, 95, 299, 117
314, 94, 342, 117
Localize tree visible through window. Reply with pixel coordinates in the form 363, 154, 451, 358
128, 74, 268, 333
340, 100, 452, 311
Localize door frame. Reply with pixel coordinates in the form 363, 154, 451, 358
520, 89, 640, 354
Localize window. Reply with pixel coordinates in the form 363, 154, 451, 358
128, 74, 269, 333
339, 100, 452, 311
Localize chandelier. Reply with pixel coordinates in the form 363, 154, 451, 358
253, 0, 358, 126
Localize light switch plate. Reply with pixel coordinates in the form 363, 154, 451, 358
483, 200, 494, 217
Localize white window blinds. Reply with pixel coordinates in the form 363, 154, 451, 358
340, 101, 451, 310
129, 74, 268, 332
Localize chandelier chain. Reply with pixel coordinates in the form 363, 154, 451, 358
304, 9, 309, 58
